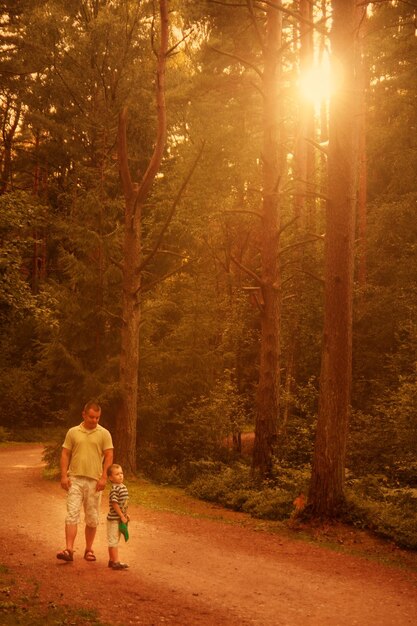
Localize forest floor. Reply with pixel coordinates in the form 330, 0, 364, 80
2, 445, 417, 626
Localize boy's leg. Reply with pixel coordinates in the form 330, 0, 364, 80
107, 520, 128, 568
108, 545, 119, 563
107, 520, 119, 563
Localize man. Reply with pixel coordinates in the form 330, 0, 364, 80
56, 400, 113, 562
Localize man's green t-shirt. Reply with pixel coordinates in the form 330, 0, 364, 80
62, 423, 113, 481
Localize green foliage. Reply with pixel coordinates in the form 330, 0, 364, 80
187, 463, 309, 521
241, 489, 293, 521
348, 410, 395, 475
0, 316, 58, 428
0, 192, 47, 321
0, 0, 415, 551
0, 427, 11, 443
0, 367, 40, 428
348, 367, 417, 480
277, 377, 318, 467
42, 440, 64, 477
178, 371, 251, 460
137, 268, 257, 473
139, 366, 254, 483
366, 3, 417, 198
345, 479, 417, 550
187, 464, 252, 503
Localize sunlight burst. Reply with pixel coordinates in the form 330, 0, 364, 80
298, 56, 338, 107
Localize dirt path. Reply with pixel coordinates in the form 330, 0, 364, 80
2, 445, 417, 626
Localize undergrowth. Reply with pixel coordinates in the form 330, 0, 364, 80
186, 463, 417, 549
186, 463, 309, 521
0, 563, 109, 626
345, 476, 417, 549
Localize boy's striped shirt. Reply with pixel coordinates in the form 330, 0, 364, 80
107, 483, 129, 520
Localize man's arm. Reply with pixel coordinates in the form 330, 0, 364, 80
96, 447, 113, 492
60, 447, 72, 491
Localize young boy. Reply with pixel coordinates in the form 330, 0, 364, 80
106, 463, 129, 570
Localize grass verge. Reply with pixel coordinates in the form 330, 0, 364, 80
0, 564, 109, 626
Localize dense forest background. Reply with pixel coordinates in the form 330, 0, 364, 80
1, 1, 416, 544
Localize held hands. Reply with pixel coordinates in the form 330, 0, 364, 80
60, 476, 71, 491
95, 477, 107, 492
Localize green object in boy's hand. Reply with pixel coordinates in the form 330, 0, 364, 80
119, 521, 129, 541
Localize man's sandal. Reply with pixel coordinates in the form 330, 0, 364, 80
57, 549, 73, 562
84, 550, 96, 562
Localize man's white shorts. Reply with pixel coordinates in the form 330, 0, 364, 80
65, 476, 102, 527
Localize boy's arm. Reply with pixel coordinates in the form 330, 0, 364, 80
110, 500, 128, 524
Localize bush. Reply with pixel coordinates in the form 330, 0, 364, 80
242, 488, 293, 520
187, 463, 302, 521
345, 481, 417, 549
0, 426, 10, 442
42, 439, 63, 476
187, 464, 253, 505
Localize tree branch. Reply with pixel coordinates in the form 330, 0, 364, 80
207, 45, 263, 78
138, 141, 205, 273
230, 254, 262, 286
246, 0, 266, 52
298, 268, 324, 284
257, 0, 329, 35
278, 215, 299, 236
134, 0, 169, 210
139, 260, 195, 294
222, 209, 263, 219
279, 236, 325, 257
117, 107, 134, 205
167, 28, 195, 56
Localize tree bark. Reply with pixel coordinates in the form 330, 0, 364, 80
357, 17, 368, 288
282, 0, 315, 440
294, 0, 315, 228
0, 96, 21, 194
115, 0, 168, 474
308, 0, 360, 516
252, 2, 282, 478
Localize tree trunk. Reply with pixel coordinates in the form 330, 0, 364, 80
115, 135, 141, 473
0, 97, 21, 194
308, 0, 360, 516
115, 0, 168, 474
294, 0, 314, 228
282, 0, 315, 439
252, 2, 282, 478
32, 131, 47, 294
357, 19, 368, 288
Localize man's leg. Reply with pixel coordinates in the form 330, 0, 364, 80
65, 523, 78, 552
85, 524, 96, 553
83, 479, 101, 559
63, 478, 83, 554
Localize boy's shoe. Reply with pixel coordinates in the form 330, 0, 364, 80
108, 560, 129, 570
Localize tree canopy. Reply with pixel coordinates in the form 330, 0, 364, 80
1, 0, 416, 528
